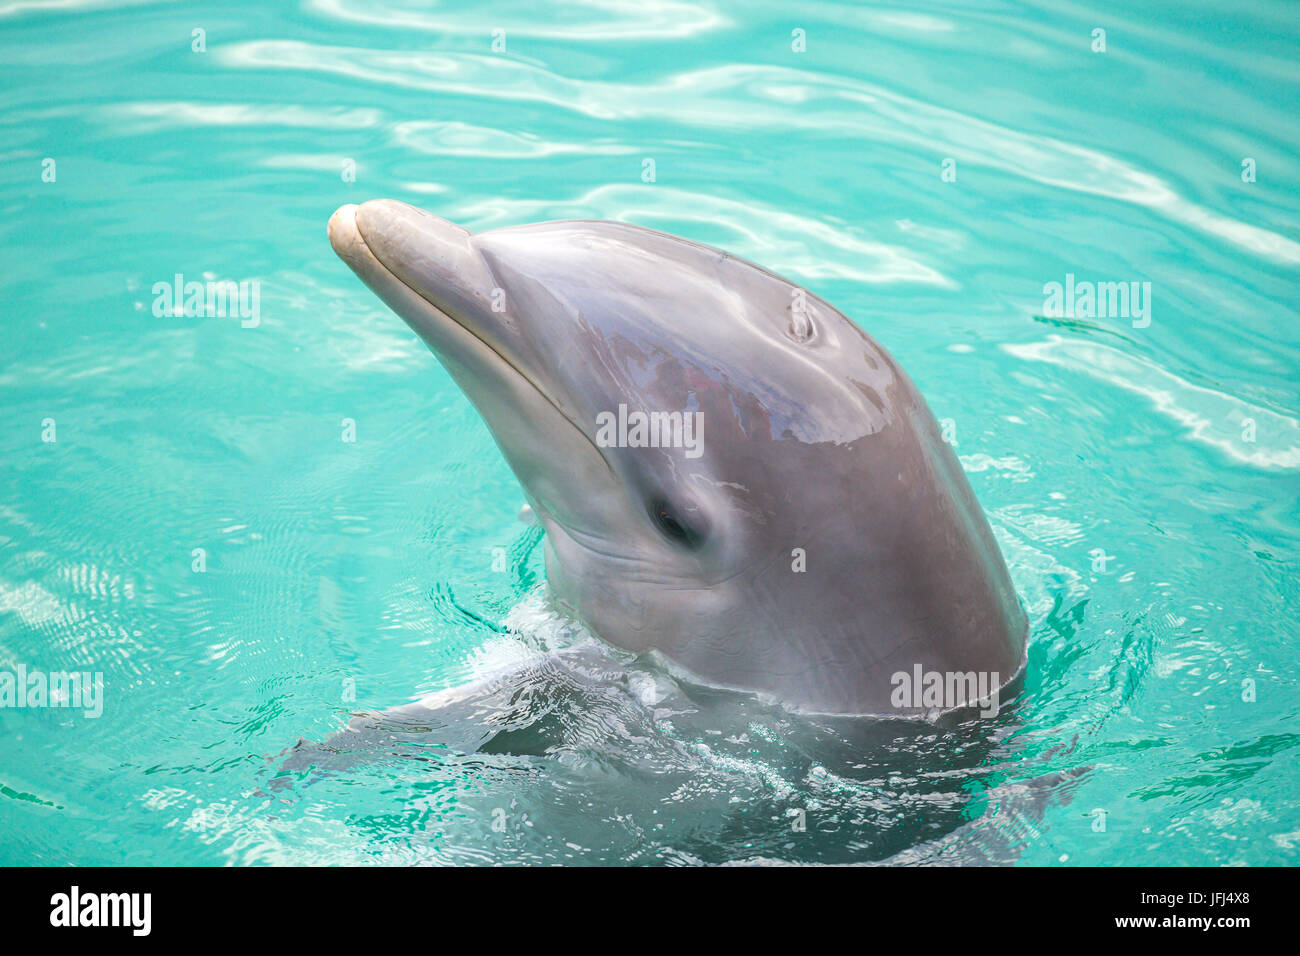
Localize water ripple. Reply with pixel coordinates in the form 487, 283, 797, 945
1006, 335, 1300, 469
455, 184, 952, 286
109, 101, 384, 133
307, 0, 730, 41
216, 42, 1300, 264
392, 120, 634, 159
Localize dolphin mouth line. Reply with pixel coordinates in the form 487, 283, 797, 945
333, 205, 612, 476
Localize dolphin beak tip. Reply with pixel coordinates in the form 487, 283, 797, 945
330, 203, 386, 277
328, 203, 359, 256
328, 199, 490, 343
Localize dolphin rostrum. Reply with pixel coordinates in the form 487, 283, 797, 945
328, 200, 1027, 716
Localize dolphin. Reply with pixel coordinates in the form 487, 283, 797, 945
327, 200, 1028, 716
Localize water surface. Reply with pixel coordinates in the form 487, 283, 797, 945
1, 0, 1298, 865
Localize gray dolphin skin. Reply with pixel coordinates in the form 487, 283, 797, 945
328, 200, 1027, 716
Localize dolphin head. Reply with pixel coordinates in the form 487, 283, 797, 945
330, 200, 1027, 715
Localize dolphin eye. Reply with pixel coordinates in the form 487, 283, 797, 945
651, 499, 701, 548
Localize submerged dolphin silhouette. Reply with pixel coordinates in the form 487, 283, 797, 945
328, 200, 1027, 715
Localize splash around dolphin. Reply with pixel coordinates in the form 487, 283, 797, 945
328, 200, 1027, 716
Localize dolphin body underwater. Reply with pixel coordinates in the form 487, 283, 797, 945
325, 200, 1028, 718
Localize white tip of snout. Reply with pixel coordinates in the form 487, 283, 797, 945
330, 199, 474, 277
328, 203, 366, 267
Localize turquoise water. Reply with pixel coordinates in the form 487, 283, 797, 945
2, 0, 1298, 866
